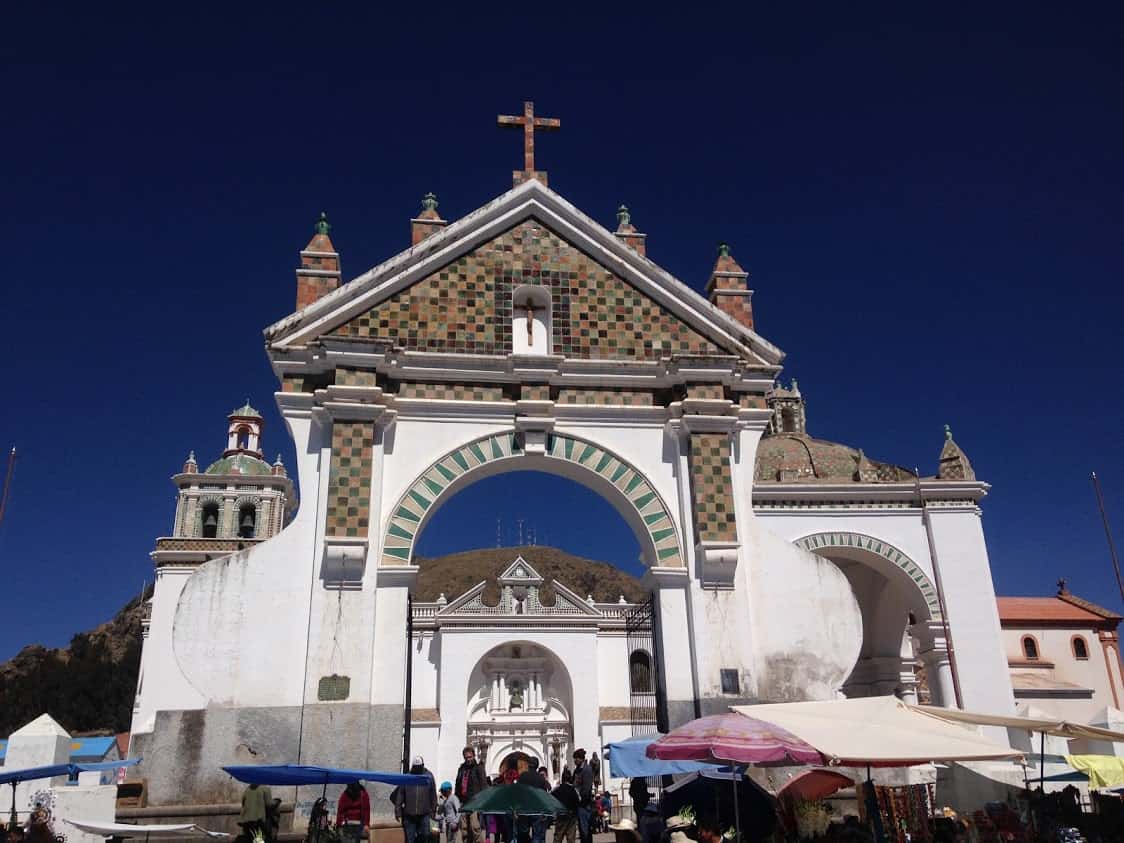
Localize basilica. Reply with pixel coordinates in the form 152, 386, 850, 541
129, 103, 1015, 810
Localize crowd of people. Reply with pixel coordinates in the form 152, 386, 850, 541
273, 745, 642, 843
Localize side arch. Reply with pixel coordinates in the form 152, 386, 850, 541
793, 531, 941, 620
381, 431, 683, 567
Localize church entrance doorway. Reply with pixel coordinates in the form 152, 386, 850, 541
497, 750, 538, 780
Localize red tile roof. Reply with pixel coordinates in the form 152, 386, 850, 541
997, 594, 1121, 625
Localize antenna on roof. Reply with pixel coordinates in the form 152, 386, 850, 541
1091, 471, 1124, 606
0, 447, 16, 531
496, 517, 502, 548
517, 518, 524, 546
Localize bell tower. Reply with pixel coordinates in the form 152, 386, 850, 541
159, 401, 295, 549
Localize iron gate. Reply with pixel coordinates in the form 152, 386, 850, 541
624, 593, 668, 735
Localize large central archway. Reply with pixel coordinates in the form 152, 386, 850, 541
381, 431, 683, 567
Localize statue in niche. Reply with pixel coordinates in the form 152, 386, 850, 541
509, 680, 524, 710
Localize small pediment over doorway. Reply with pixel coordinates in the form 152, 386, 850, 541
498, 556, 545, 586
434, 555, 603, 620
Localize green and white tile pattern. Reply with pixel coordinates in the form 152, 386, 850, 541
795, 531, 942, 619
381, 431, 683, 568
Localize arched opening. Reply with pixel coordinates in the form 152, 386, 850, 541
238, 504, 256, 539
465, 642, 573, 779
384, 431, 682, 570
780, 407, 796, 433
200, 502, 220, 538
629, 650, 653, 694
795, 533, 939, 702
1022, 636, 1039, 660
1072, 636, 1089, 660
236, 426, 251, 450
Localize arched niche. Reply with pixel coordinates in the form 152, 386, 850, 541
512, 284, 552, 355
381, 431, 683, 568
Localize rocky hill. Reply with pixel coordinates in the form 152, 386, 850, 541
0, 587, 149, 738
0, 547, 643, 737
414, 544, 646, 605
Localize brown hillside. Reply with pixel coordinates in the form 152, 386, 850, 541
414, 545, 646, 605
0, 587, 149, 737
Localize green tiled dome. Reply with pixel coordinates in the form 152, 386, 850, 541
230, 401, 262, 419
204, 453, 271, 476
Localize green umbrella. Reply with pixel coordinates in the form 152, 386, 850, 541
462, 784, 565, 816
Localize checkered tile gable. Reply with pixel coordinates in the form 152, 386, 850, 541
326, 422, 374, 537
688, 434, 738, 543
330, 220, 727, 359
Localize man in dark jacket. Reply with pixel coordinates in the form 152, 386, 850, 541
393, 757, 437, 843
572, 750, 594, 843
551, 770, 580, 843
454, 746, 488, 843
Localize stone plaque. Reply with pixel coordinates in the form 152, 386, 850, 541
317, 674, 351, 701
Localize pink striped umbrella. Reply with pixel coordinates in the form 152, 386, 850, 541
646, 712, 828, 766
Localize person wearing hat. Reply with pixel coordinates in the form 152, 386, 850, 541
608, 817, 641, 843
392, 756, 438, 843
438, 782, 461, 843
663, 815, 694, 843
571, 750, 594, 843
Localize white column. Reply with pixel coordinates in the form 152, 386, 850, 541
499, 673, 507, 711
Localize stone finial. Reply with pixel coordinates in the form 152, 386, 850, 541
791, 379, 800, 396
271, 453, 287, 477
618, 594, 627, 605
436, 593, 448, 606
412, 192, 447, 245
586, 594, 595, 605
613, 204, 646, 255
706, 242, 754, 330
937, 425, 976, 481
1057, 578, 1069, 595
183, 450, 198, 474
297, 211, 341, 310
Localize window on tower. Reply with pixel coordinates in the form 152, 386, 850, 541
237, 426, 251, 450
238, 504, 256, 539
781, 407, 796, 433
201, 502, 220, 538
1022, 636, 1039, 660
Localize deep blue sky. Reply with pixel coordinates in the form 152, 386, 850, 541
1, 4, 1121, 660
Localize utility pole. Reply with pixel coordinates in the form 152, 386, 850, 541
1091, 472, 1124, 606
0, 448, 15, 530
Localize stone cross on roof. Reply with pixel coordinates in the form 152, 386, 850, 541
497, 100, 560, 184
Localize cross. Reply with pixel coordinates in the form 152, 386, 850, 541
497, 101, 560, 174
523, 299, 546, 346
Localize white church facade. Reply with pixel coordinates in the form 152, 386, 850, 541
129, 105, 1016, 805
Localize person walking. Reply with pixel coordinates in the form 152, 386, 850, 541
454, 746, 488, 843
393, 757, 438, 843
628, 779, 650, 822
438, 782, 461, 843
239, 783, 273, 843
551, 769, 580, 843
336, 782, 370, 843
572, 750, 594, 843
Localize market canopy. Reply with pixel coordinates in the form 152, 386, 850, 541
777, 769, 855, 801
0, 758, 139, 787
606, 735, 723, 777
730, 696, 1023, 767
222, 764, 428, 787
65, 820, 229, 838
647, 712, 826, 766
910, 704, 1124, 742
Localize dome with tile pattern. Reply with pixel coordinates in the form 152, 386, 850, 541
754, 433, 915, 483
204, 453, 272, 476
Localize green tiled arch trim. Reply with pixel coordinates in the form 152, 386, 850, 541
381, 432, 684, 567
794, 531, 942, 620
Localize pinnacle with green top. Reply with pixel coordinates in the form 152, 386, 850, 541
314, 211, 331, 236
422, 192, 439, 213
231, 399, 262, 418
944, 423, 953, 440
717, 242, 731, 257
617, 204, 631, 227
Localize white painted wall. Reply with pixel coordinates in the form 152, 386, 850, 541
51, 785, 118, 843
6, 714, 71, 818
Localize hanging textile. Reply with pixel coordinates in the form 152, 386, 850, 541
874, 784, 935, 843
